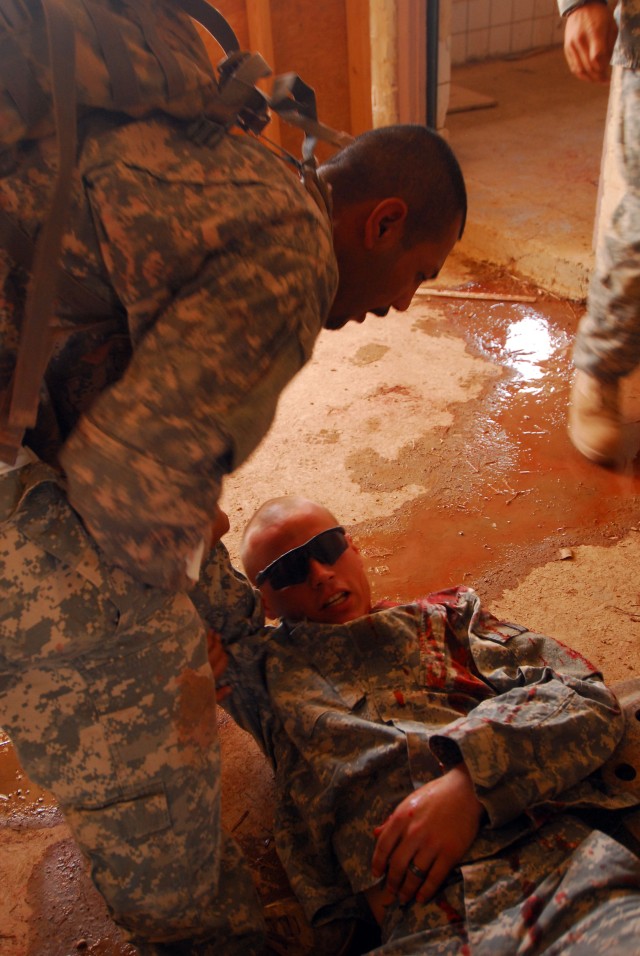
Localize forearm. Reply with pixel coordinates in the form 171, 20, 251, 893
423, 592, 625, 825
431, 672, 623, 826
190, 541, 265, 644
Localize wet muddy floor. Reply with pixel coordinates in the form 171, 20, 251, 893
1, 261, 639, 953
353, 266, 640, 605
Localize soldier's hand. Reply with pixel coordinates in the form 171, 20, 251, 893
564, 4, 617, 83
207, 629, 231, 702
371, 764, 484, 905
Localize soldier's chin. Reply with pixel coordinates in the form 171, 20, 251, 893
324, 312, 365, 330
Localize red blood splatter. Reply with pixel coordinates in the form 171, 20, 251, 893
521, 893, 543, 926
435, 897, 465, 924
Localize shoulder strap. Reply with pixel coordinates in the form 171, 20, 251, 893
175, 0, 239, 53
1, 0, 76, 465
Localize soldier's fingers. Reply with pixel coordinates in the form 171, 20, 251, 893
397, 853, 435, 904
415, 854, 453, 904
568, 40, 597, 81
384, 838, 419, 895
371, 818, 401, 881
586, 41, 611, 82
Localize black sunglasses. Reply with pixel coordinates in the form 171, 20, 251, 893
255, 526, 348, 591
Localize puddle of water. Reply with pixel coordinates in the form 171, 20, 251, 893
359, 285, 640, 602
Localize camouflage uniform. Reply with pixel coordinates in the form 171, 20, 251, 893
0, 9, 337, 948
212, 563, 640, 954
558, 0, 640, 381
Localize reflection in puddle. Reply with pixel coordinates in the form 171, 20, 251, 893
364, 286, 639, 602
467, 303, 573, 394
504, 314, 555, 381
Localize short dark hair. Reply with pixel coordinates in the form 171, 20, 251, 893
319, 124, 467, 246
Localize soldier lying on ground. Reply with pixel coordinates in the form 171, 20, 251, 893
203, 495, 640, 955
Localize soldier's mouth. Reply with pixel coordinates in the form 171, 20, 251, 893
322, 591, 349, 610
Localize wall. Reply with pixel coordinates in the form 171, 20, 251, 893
451, 0, 565, 65
373, 0, 452, 132
370, 0, 400, 127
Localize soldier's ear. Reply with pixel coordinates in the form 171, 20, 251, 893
364, 198, 408, 250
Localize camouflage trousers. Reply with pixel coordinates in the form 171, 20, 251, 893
574, 67, 640, 381
0, 462, 265, 953
371, 814, 640, 954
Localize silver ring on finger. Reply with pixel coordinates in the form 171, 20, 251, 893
408, 860, 428, 880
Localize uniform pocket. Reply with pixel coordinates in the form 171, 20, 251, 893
65, 785, 172, 844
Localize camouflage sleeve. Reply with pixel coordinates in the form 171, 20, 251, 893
189, 541, 265, 644
188, 539, 278, 759
218, 631, 279, 765
58, 124, 337, 591
216, 605, 278, 765
428, 589, 625, 827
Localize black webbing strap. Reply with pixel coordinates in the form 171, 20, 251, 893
3, 0, 77, 461
175, 0, 240, 54
270, 72, 354, 160
175, 0, 353, 157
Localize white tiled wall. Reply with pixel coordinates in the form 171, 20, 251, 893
452, 0, 565, 65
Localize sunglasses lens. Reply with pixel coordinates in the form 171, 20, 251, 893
258, 527, 347, 591
268, 551, 309, 590
310, 528, 348, 566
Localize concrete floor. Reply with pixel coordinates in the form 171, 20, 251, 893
1, 47, 639, 955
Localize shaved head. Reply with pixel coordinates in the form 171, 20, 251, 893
241, 496, 338, 583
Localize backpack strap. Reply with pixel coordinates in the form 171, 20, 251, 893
174, 0, 354, 157
81, 0, 142, 108
0, 205, 117, 318
175, 0, 240, 54
1, 0, 77, 465
269, 72, 354, 160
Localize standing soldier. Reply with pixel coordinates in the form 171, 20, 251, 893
0, 1, 467, 951
560, 0, 640, 464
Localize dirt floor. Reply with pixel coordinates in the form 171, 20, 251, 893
1, 250, 638, 955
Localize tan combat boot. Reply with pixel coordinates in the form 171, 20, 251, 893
568, 370, 621, 464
